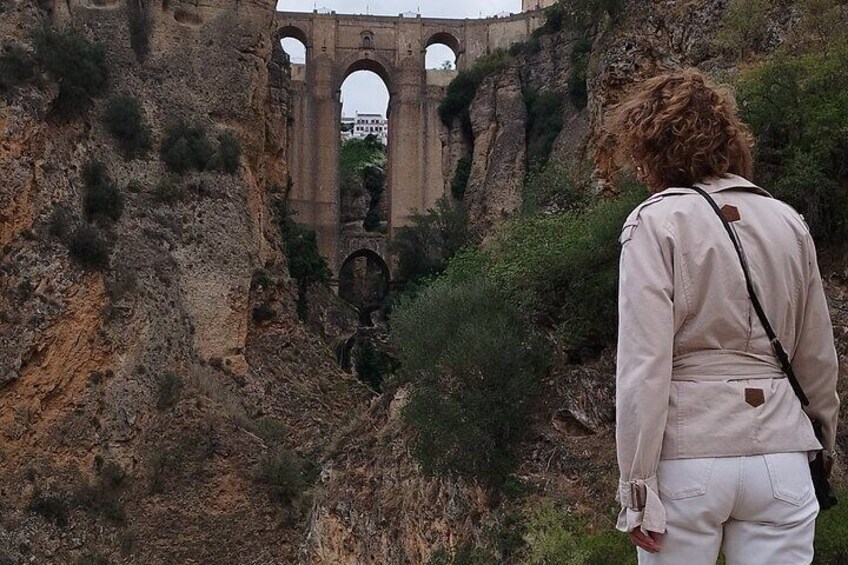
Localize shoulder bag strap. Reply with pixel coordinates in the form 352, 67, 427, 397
688, 186, 810, 406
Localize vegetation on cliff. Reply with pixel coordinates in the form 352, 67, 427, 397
438, 49, 515, 135
392, 278, 550, 488
523, 87, 566, 171
275, 185, 332, 319
160, 120, 242, 174
104, 94, 152, 159
738, 40, 848, 245
34, 27, 109, 115
340, 135, 387, 231
390, 195, 473, 285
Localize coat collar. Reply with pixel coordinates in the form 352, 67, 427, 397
692, 173, 772, 197
654, 174, 772, 198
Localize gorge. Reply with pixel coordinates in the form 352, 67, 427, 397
1, 0, 847, 563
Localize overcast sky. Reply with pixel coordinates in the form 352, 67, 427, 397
277, 0, 521, 117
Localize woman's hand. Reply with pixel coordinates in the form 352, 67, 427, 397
629, 528, 662, 553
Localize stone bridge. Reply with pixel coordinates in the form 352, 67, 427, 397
274, 8, 545, 284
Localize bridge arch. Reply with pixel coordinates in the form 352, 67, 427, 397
335, 53, 396, 96
338, 249, 391, 322
277, 24, 308, 46
340, 249, 390, 285
425, 31, 462, 59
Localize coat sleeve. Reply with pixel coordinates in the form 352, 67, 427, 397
615, 205, 676, 535
793, 228, 840, 458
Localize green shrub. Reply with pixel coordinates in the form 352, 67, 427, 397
440, 180, 644, 356
715, 0, 771, 57
83, 161, 124, 222
522, 160, 593, 215
390, 195, 472, 284
248, 417, 288, 445
363, 208, 382, 232
521, 503, 634, 564
153, 175, 184, 203
256, 447, 311, 505
737, 40, 848, 245
340, 137, 386, 228
27, 492, 69, 528
277, 201, 331, 286
75, 459, 126, 525
34, 27, 108, 116
104, 93, 151, 158
275, 196, 331, 319
156, 372, 183, 411
68, 225, 110, 270
126, 0, 152, 60
482, 185, 644, 355
451, 155, 472, 200
48, 205, 73, 238
531, 0, 624, 38
252, 302, 276, 322
354, 339, 396, 392
76, 551, 109, 565
428, 542, 498, 565
362, 163, 385, 198
340, 136, 385, 180
250, 268, 275, 290
160, 120, 214, 173
392, 279, 550, 488
216, 130, 242, 174
568, 38, 592, 110
0, 44, 36, 92
362, 163, 386, 231
815, 488, 848, 563
524, 88, 565, 170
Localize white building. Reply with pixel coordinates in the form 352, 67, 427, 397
341, 112, 388, 144
341, 116, 356, 142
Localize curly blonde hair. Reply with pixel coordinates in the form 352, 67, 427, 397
605, 68, 755, 192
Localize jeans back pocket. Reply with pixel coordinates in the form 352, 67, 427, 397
762, 452, 813, 506
657, 457, 717, 500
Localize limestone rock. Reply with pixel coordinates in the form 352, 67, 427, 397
464, 68, 527, 237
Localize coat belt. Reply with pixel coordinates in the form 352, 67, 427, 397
671, 349, 786, 381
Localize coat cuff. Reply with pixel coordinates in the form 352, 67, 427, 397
615, 475, 666, 534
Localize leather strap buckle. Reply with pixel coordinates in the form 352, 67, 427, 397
630, 482, 646, 510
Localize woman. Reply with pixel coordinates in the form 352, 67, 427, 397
607, 68, 840, 564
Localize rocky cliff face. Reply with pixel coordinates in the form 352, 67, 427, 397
0, 1, 372, 562
452, 0, 801, 233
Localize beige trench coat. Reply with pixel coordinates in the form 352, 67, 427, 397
614, 173, 840, 534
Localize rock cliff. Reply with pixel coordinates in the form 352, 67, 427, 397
0, 0, 372, 562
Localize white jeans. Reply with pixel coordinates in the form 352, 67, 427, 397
638, 452, 819, 565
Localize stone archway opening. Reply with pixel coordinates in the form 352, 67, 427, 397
278, 25, 308, 82
339, 65, 391, 238
280, 37, 306, 65
338, 249, 390, 325
425, 31, 460, 70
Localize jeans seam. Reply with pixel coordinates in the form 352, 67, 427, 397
731, 455, 745, 515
